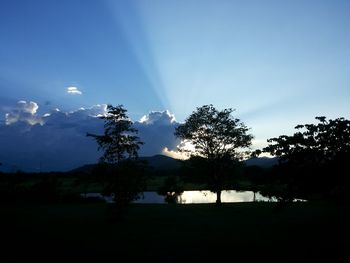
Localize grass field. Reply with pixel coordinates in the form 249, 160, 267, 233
2, 201, 350, 262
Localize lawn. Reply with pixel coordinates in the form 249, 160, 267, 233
2, 201, 350, 262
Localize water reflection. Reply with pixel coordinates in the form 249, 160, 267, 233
133, 190, 276, 204
177, 190, 273, 204
134, 192, 166, 204
81, 190, 278, 204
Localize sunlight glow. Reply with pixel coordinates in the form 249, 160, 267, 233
162, 147, 188, 160
107, 0, 350, 150
107, 1, 171, 110
162, 140, 195, 160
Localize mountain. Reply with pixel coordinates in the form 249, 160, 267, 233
139, 154, 183, 170
244, 157, 278, 167
70, 154, 182, 173
70, 155, 277, 174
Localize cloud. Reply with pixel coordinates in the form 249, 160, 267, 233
0, 102, 108, 172
162, 140, 194, 160
75, 104, 108, 117
5, 100, 42, 125
0, 103, 180, 172
162, 147, 188, 160
67, 86, 82, 95
139, 110, 176, 125
134, 110, 180, 156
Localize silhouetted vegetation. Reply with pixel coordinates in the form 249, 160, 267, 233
175, 104, 253, 204
87, 104, 143, 163
87, 104, 146, 219
0, 171, 83, 204
255, 116, 350, 202
157, 175, 184, 203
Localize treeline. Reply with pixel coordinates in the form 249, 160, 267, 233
255, 116, 350, 202
0, 171, 79, 203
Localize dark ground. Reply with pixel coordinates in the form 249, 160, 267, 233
2, 201, 350, 262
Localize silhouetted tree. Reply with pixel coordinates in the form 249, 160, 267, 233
175, 104, 253, 204
244, 165, 266, 201
157, 175, 184, 203
88, 105, 145, 217
88, 105, 143, 164
260, 116, 350, 200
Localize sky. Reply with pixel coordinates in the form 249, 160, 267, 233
1, 0, 350, 171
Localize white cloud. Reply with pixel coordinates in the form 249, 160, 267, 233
139, 110, 176, 125
73, 104, 107, 117
67, 86, 82, 95
135, 110, 180, 156
162, 140, 195, 160
17, 100, 39, 114
5, 100, 42, 125
162, 147, 189, 160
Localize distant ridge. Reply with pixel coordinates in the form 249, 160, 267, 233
70, 154, 183, 173
70, 155, 278, 173
244, 156, 278, 167
139, 154, 183, 170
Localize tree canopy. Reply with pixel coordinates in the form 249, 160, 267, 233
87, 105, 146, 216
87, 104, 143, 164
175, 104, 253, 160
175, 104, 253, 204
260, 116, 350, 200
262, 116, 350, 165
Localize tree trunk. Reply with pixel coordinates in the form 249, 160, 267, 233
216, 190, 222, 205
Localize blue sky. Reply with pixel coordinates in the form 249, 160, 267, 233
1, 0, 350, 170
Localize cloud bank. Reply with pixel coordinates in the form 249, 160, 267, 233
0, 101, 179, 172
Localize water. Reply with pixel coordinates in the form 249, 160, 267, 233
173, 190, 274, 204
81, 190, 277, 204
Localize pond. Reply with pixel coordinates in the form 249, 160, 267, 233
81, 190, 278, 204
135, 190, 275, 204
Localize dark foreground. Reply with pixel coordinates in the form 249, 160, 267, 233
2, 202, 350, 262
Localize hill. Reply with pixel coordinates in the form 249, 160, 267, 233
244, 156, 278, 167
70, 154, 183, 173
139, 154, 183, 170
70, 155, 278, 174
